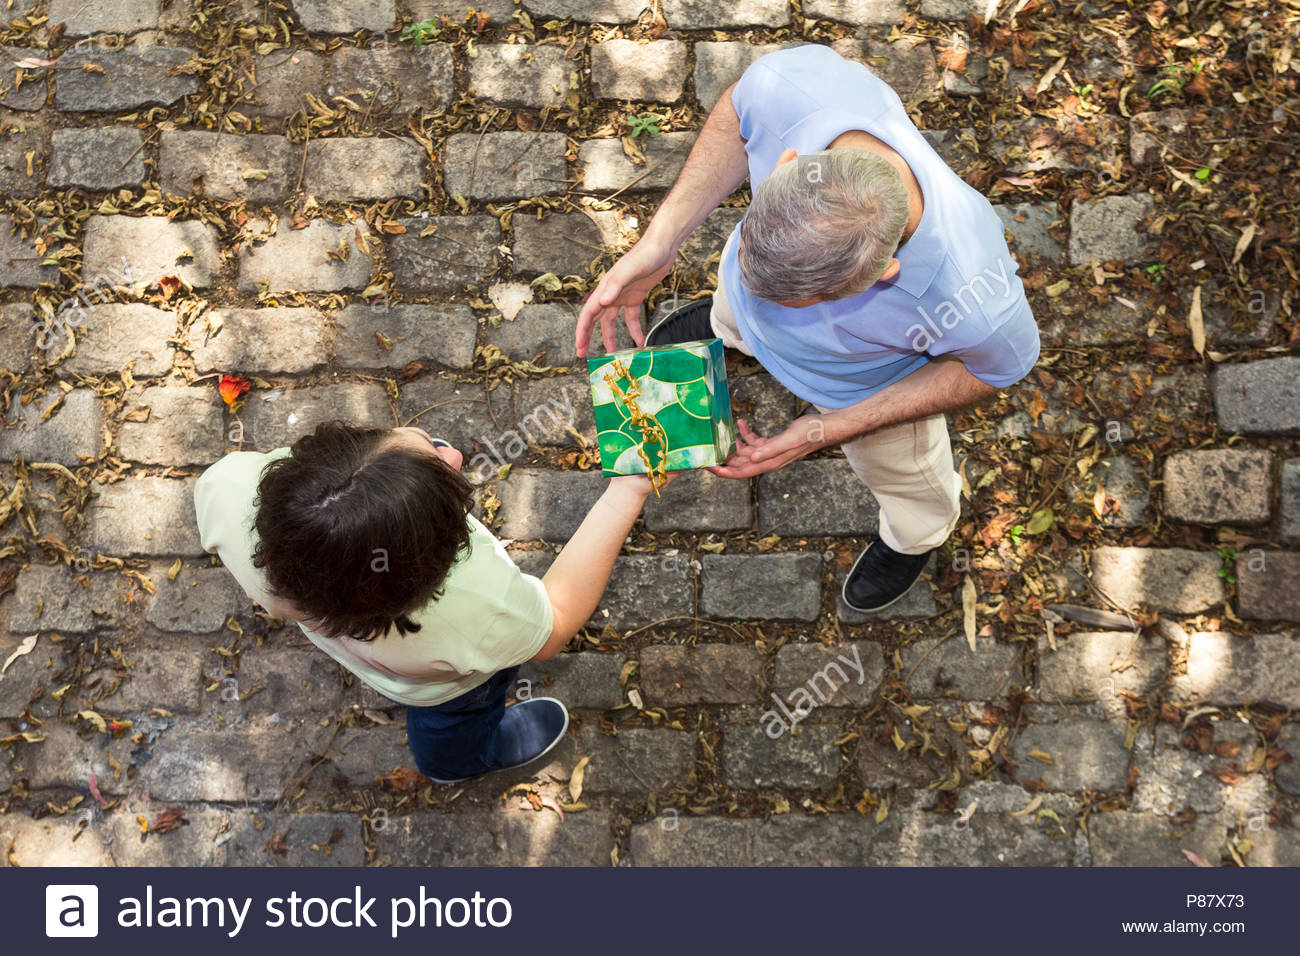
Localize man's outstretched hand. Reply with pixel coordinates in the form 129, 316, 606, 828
708, 416, 829, 479
575, 238, 676, 357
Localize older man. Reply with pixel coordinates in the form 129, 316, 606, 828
575, 44, 1040, 613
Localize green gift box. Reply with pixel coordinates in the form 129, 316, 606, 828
587, 338, 736, 482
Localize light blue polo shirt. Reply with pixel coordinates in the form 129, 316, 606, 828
721, 44, 1040, 410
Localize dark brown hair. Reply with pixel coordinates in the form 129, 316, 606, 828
252, 422, 474, 641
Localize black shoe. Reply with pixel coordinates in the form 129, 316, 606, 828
644, 296, 715, 347
841, 539, 934, 613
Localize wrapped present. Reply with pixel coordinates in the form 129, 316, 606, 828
587, 338, 736, 494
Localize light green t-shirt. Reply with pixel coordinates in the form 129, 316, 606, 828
193, 448, 554, 707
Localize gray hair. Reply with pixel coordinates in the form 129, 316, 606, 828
738, 149, 910, 303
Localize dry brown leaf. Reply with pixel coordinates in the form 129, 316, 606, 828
962, 575, 978, 652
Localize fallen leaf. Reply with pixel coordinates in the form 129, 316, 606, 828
1181, 848, 1212, 867
1188, 284, 1204, 356
1027, 749, 1055, 764
568, 755, 590, 804
1, 634, 37, 676
381, 766, 426, 791
962, 575, 978, 652
1230, 222, 1256, 266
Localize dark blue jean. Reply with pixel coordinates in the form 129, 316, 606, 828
405, 666, 520, 781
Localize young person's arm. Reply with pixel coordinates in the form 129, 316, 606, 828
575, 79, 750, 357
532, 474, 673, 660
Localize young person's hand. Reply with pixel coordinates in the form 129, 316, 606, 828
608, 470, 680, 499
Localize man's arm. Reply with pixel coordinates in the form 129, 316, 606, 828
575, 80, 750, 357
709, 357, 998, 480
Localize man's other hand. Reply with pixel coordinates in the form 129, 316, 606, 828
708, 416, 827, 479
575, 238, 676, 357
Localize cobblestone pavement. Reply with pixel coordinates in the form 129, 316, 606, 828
1, 1, 1298, 867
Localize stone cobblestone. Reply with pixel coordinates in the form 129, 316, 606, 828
591, 40, 688, 102
1089, 811, 1227, 867
758, 459, 879, 536
1035, 631, 1166, 704
901, 634, 1022, 700
0, 305, 35, 374
1010, 713, 1130, 791
629, 817, 754, 866
701, 553, 823, 621
496, 469, 605, 540
804, 0, 906, 26
518, 650, 627, 710
1162, 448, 1272, 525
160, 131, 295, 203
724, 721, 842, 789
48, 127, 145, 190
1282, 459, 1300, 545
327, 43, 454, 113
238, 218, 377, 293
512, 210, 620, 277
94, 637, 205, 715
336, 303, 476, 370
0, 387, 101, 466
0, 219, 56, 287
486, 303, 580, 365
443, 131, 568, 200
373, 810, 614, 866
578, 132, 694, 192
55, 45, 200, 112
662, 0, 791, 29
304, 137, 428, 200
0, 814, 111, 866
84, 215, 221, 289
994, 201, 1064, 263
0, 47, 50, 111
642, 469, 752, 532
224, 641, 347, 714
773, 641, 885, 706
189, 307, 329, 375
470, 44, 572, 109
49, 0, 160, 35
1180, 632, 1300, 706
88, 477, 204, 557
145, 564, 246, 633
833, 38, 939, 106
293, 0, 396, 33
1089, 546, 1224, 614
144, 716, 331, 802
388, 215, 498, 293
52, 304, 176, 377
640, 644, 761, 705
398, 376, 512, 454
116, 385, 225, 465
5, 564, 124, 633
525, 0, 644, 22
250, 51, 327, 117
1212, 358, 1300, 436
1068, 194, 1157, 266
571, 723, 696, 794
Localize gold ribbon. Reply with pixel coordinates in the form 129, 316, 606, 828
603, 358, 669, 497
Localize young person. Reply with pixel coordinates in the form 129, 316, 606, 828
194, 421, 669, 783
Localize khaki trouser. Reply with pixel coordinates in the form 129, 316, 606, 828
713, 234, 961, 555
